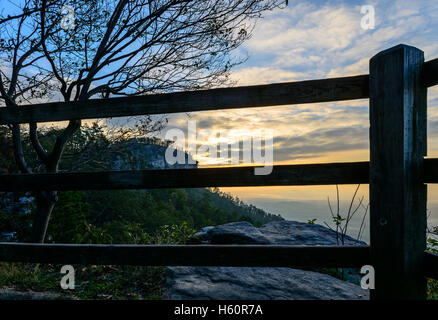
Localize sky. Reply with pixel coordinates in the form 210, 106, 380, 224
154, 0, 438, 239
162, 0, 438, 167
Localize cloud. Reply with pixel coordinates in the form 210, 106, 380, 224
157, 0, 438, 166
159, 100, 370, 165
229, 67, 305, 85
272, 125, 369, 161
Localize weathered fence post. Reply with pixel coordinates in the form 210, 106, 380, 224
369, 44, 427, 299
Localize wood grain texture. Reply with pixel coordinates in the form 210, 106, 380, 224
0, 242, 370, 268
369, 44, 427, 300
0, 75, 369, 124
0, 162, 370, 191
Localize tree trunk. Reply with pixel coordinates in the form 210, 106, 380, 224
31, 191, 57, 243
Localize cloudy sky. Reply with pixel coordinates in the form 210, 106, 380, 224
157, 0, 438, 231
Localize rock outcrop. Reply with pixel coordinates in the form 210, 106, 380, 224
190, 220, 366, 246
166, 266, 368, 300
110, 139, 197, 170
165, 220, 369, 300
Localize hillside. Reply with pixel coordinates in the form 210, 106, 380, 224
42, 187, 284, 244
0, 126, 282, 243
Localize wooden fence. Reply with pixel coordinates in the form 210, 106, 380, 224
0, 44, 438, 300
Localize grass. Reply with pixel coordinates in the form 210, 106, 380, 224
0, 223, 195, 300
0, 262, 166, 300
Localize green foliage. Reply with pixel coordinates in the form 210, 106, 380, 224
1, 174, 278, 246
152, 223, 196, 245
0, 263, 60, 293
427, 225, 438, 254
428, 278, 438, 300
0, 126, 14, 174
28, 185, 280, 246
40, 187, 278, 245
427, 226, 438, 300
428, 238, 438, 253
71, 265, 166, 300
46, 191, 95, 243
0, 219, 196, 299
0, 195, 33, 242
19, 123, 114, 173
0, 262, 166, 300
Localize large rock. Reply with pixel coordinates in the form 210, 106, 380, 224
191, 220, 366, 246
165, 267, 368, 300
166, 220, 369, 300
191, 222, 271, 244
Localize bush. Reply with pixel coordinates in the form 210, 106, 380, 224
427, 226, 438, 300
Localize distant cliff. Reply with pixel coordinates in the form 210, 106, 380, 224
109, 138, 197, 170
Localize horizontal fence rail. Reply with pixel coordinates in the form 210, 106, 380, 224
0, 75, 370, 124
423, 58, 438, 87
1, 242, 435, 280
423, 158, 438, 183
0, 243, 370, 268
424, 252, 438, 279
2, 158, 438, 192
0, 161, 370, 191
0, 59, 436, 125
